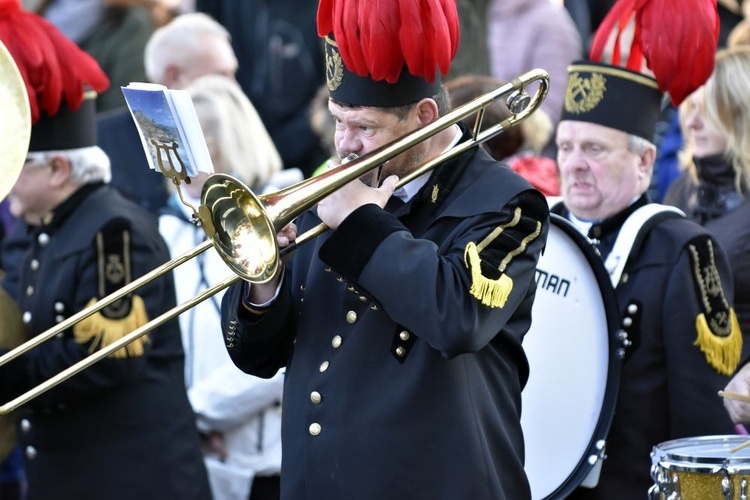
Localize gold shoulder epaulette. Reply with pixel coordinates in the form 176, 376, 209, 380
464, 207, 542, 308
688, 237, 742, 375
74, 220, 149, 358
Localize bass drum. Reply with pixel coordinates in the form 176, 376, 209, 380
522, 214, 622, 499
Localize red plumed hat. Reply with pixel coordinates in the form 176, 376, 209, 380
0, 0, 109, 126
589, 0, 719, 106
317, 0, 460, 107
560, 0, 719, 140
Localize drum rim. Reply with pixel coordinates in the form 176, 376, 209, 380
652, 435, 750, 472
539, 214, 624, 499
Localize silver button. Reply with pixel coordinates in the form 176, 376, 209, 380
310, 391, 322, 404
319, 361, 329, 372
309, 423, 322, 436
370, 304, 379, 311
346, 311, 357, 324
399, 331, 410, 341
332, 335, 342, 348
396, 346, 406, 357
37, 233, 50, 246
56, 332, 64, 339
22, 311, 32, 324
54, 302, 65, 313
25, 286, 34, 297
25, 446, 37, 460
623, 317, 633, 328
628, 304, 638, 314
30, 259, 40, 271
20, 419, 31, 433
359, 295, 367, 302
55, 315, 65, 323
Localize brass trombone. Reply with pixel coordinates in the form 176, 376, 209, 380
0, 68, 550, 415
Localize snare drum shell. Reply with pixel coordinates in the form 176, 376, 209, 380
651, 435, 750, 500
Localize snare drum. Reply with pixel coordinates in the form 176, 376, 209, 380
650, 435, 750, 500
522, 214, 622, 499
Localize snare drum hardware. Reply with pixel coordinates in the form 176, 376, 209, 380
650, 435, 750, 500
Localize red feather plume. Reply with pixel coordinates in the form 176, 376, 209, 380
589, 0, 719, 105
0, 0, 109, 123
317, 0, 459, 83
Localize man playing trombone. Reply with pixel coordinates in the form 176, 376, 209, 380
219, 0, 550, 498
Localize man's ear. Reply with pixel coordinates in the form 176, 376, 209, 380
638, 144, 656, 178
47, 155, 72, 188
414, 98, 439, 125
162, 64, 183, 88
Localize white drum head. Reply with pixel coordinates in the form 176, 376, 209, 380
522, 215, 620, 499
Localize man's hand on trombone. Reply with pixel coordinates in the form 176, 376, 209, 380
245, 222, 297, 304
317, 174, 399, 230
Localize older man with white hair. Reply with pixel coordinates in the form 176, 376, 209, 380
98, 12, 239, 214
0, 4, 210, 498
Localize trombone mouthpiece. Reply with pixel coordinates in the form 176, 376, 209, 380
341, 152, 359, 164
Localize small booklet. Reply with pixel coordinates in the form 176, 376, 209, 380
121, 82, 214, 179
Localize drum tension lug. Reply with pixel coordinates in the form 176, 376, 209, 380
741, 477, 748, 500
588, 439, 607, 465
722, 472, 732, 500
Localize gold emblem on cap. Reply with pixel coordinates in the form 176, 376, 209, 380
325, 39, 344, 91
564, 72, 607, 114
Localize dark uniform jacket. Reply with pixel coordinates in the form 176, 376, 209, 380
222, 140, 550, 500
0, 184, 210, 500
553, 196, 738, 500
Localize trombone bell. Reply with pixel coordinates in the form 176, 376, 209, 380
201, 175, 279, 283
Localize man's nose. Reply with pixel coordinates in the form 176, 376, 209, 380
337, 129, 362, 156
559, 147, 586, 172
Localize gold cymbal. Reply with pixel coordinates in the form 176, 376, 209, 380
0, 38, 31, 202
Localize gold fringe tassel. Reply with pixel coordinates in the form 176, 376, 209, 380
693, 308, 743, 376
73, 296, 150, 358
464, 242, 513, 308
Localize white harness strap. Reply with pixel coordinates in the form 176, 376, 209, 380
604, 204, 685, 288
